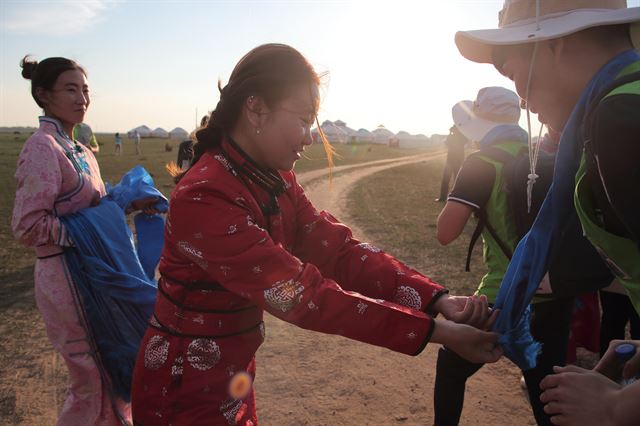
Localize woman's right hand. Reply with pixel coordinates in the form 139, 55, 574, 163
431, 319, 503, 364
90, 190, 101, 207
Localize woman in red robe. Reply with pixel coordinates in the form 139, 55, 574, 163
131, 43, 502, 425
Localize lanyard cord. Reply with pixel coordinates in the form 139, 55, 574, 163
524, 0, 545, 213
525, 43, 548, 213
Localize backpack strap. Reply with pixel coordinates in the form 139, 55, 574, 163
465, 216, 484, 272
582, 70, 640, 246
464, 146, 518, 271
474, 145, 518, 165
465, 209, 514, 271
583, 70, 640, 140
583, 70, 640, 150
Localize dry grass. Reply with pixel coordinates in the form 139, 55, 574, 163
346, 156, 485, 295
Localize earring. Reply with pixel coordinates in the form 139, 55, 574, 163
256, 128, 261, 135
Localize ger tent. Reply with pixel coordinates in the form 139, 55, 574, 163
151, 128, 169, 138
127, 125, 151, 139
312, 120, 355, 143
169, 127, 189, 140
354, 128, 374, 143
371, 125, 394, 144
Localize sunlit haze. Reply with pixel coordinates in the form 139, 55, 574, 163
2, 1, 638, 136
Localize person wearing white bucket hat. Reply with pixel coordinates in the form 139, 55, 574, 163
435, 86, 572, 426
451, 86, 521, 141
455, 1, 640, 425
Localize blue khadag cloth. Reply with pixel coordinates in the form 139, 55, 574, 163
60, 166, 167, 400
106, 165, 168, 280
106, 165, 168, 213
492, 49, 640, 370
61, 200, 158, 401
134, 212, 165, 280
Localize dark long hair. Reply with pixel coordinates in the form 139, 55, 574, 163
20, 56, 86, 109
170, 43, 333, 183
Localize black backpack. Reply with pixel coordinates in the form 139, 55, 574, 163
465, 145, 556, 271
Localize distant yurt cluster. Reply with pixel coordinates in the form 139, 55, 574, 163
125, 120, 445, 148
311, 120, 443, 148
127, 125, 189, 140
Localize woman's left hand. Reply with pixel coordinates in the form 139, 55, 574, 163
128, 197, 161, 215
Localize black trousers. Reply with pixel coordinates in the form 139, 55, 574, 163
433, 297, 575, 426
600, 291, 640, 356
438, 160, 462, 201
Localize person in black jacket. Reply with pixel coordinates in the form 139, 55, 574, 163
436, 125, 468, 202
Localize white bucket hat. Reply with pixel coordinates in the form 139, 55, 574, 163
452, 87, 522, 142
456, 0, 640, 64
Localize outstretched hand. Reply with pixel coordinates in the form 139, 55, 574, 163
431, 319, 503, 364
434, 294, 498, 330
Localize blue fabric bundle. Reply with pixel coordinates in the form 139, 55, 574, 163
108, 165, 168, 279
62, 201, 157, 401
60, 166, 167, 400
134, 212, 165, 280
492, 50, 640, 370
106, 165, 169, 213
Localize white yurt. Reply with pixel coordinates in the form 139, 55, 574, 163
354, 128, 374, 143
127, 125, 151, 138
371, 125, 394, 144
329, 120, 357, 143
151, 127, 169, 138
312, 120, 351, 143
169, 127, 190, 140
399, 133, 431, 149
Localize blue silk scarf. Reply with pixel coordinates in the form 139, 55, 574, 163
60, 166, 167, 400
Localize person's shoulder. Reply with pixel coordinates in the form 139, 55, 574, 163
590, 87, 640, 145
454, 151, 497, 186
23, 129, 58, 149
18, 130, 64, 161
173, 152, 243, 197
463, 150, 493, 166
595, 86, 640, 117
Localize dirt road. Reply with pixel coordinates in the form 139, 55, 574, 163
255, 153, 536, 425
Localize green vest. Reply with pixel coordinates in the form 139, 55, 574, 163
473, 141, 525, 303
574, 62, 640, 314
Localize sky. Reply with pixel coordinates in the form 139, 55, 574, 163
1, 0, 638, 136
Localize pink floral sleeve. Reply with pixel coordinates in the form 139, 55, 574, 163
11, 135, 71, 248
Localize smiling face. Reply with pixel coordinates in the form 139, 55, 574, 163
251, 83, 318, 171
492, 42, 575, 132
38, 69, 90, 131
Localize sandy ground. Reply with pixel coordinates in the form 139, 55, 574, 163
254, 153, 536, 426
1, 153, 538, 425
